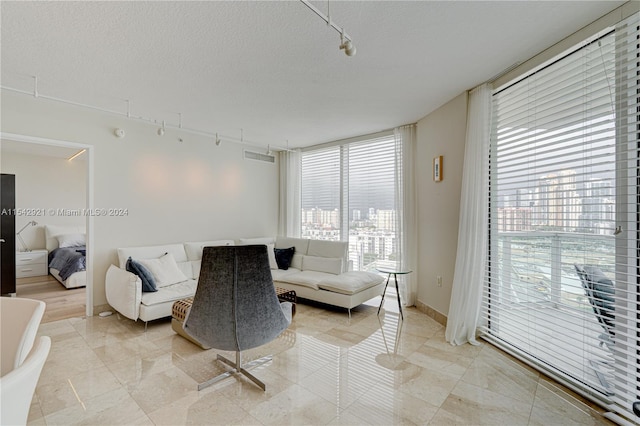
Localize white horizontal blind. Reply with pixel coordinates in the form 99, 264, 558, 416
301, 146, 341, 241
483, 11, 640, 424
609, 12, 640, 425
301, 134, 398, 271
347, 138, 397, 272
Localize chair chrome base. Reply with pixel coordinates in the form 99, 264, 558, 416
198, 351, 272, 391
589, 358, 614, 396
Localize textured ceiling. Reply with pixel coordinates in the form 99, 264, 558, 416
1, 1, 625, 149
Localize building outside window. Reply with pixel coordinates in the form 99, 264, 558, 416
301, 134, 398, 272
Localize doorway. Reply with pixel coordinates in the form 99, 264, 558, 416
0, 132, 94, 320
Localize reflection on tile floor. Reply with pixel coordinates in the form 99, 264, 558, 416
29, 296, 614, 425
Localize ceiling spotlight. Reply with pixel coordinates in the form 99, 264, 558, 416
300, 0, 357, 58
114, 128, 125, 138
339, 34, 356, 57
157, 120, 165, 136
215, 133, 221, 146
266, 144, 272, 156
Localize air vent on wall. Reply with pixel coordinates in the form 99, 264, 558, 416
244, 149, 275, 163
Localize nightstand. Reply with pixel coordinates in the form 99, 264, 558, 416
16, 249, 48, 278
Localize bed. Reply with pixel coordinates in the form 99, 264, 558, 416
45, 225, 86, 289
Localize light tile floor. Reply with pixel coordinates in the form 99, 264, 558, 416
28, 296, 614, 425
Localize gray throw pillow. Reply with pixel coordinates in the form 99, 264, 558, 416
126, 257, 158, 292
274, 247, 295, 270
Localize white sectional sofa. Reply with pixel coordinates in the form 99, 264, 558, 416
243, 237, 385, 317
105, 237, 385, 326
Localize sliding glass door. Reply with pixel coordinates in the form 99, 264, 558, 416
482, 12, 639, 424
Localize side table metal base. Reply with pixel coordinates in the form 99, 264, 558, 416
377, 272, 404, 320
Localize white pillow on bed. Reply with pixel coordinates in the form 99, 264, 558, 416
45, 225, 85, 251
137, 253, 189, 288
56, 233, 86, 248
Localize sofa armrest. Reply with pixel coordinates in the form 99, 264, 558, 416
105, 264, 142, 321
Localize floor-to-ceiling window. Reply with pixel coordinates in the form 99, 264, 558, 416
300, 133, 399, 272
482, 12, 639, 424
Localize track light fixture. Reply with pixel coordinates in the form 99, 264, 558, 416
300, 0, 356, 57
157, 120, 166, 136
215, 133, 221, 146
339, 32, 356, 56
266, 144, 272, 156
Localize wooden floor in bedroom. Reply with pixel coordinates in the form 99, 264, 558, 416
16, 275, 86, 323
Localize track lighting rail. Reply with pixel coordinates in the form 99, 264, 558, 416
1, 84, 292, 152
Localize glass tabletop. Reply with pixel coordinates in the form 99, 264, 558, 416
376, 269, 412, 275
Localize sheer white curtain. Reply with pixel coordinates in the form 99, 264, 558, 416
394, 124, 417, 306
445, 84, 491, 345
278, 149, 301, 237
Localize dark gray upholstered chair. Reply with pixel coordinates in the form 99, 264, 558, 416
574, 264, 615, 347
575, 264, 615, 395
183, 245, 292, 391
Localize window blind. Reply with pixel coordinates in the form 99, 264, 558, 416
301, 146, 341, 241
482, 11, 639, 425
301, 134, 398, 272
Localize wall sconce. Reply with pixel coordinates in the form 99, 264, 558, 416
17, 220, 37, 252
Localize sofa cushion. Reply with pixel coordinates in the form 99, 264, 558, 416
238, 237, 275, 246
291, 253, 303, 270
318, 271, 385, 295
185, 240, 235, 278
307, 240, 349, 272
274, 247, 295, 270
267, 243, 278, 269
274, 270, 338, 291
302, 255, 343, 275
271, 268, 300, 282
184, 240, 234, 261
126, 257, 157, 292
117, 244, 188, 269
140, 279, 197, 306
137, 253, 189, 288
275, 237, 309, 255
307, 240, 348, 261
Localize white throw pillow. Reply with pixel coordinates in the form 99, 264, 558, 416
138, 253, 189, 288
45, 225, 85, 251
302, 255, 343, 275
56, 233, 86, 248
267, 243, 278, 269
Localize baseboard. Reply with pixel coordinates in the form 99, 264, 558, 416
93, 304, 112, 316
415, 300, 447, 326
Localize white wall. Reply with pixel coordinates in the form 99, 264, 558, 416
1, 151, 86, 251
415, 92, 468, 317
1, 91, 279, 308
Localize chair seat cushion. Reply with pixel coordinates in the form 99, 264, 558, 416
141, 280, 197, 306
318, 271, 385, 295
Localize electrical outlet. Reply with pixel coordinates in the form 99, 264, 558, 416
437, 275, 442, 287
